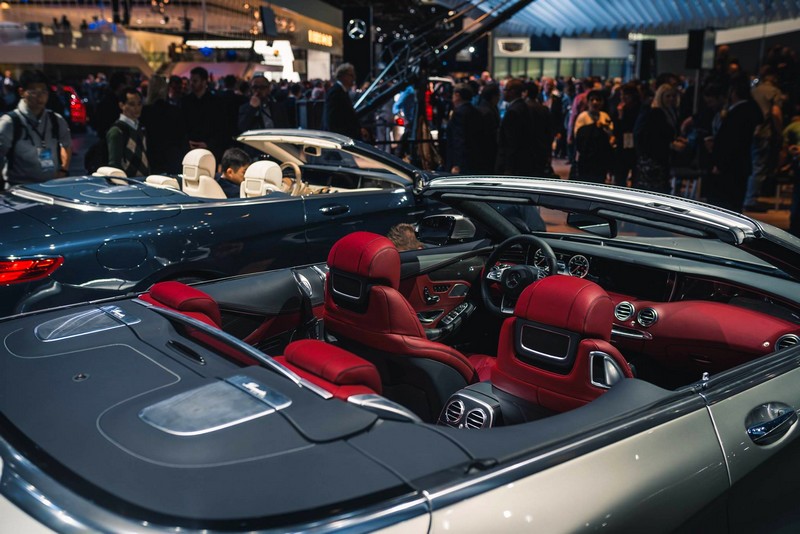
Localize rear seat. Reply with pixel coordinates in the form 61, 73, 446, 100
275, 340, 382, 400
140, 282, 381, 399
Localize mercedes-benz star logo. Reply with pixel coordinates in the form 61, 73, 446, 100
347, 18, 367, 40
506, 272, 520, 289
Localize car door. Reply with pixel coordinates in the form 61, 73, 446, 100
302, 187, 425, 262
699, 345, 800, 532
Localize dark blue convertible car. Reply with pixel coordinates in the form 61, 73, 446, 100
0, 130, 431, 317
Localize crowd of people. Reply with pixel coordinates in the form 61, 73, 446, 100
0, 42, 798, 237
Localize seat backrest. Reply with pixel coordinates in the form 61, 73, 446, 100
491, 276, 633, 413
145, 175, 181, 190
323, 232, 479, 417
182, 149, 225, 199
240, 160, 283, 198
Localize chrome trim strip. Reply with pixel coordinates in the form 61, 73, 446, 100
132, 298, 333, 400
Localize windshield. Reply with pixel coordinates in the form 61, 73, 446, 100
488, 202, 782, 274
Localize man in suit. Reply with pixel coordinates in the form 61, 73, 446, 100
323, 63, 361, 140
445, 83, 482, 174
707, 73, 763, 211
496, 78, 535, 176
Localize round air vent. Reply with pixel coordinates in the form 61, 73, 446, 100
614, 301, 635, 321
776, 334, 800, 351
444, 399, 465, 424
465, 408, 487, 429
636, 307, 658, 327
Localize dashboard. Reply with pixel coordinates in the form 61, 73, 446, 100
487, 239, 800, 382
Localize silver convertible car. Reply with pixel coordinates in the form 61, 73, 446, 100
1, 176, 799, 532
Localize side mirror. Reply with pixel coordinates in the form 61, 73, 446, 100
417, 214, 476, 246
566, 212, 614, 238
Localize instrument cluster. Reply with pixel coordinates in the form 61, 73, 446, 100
533, 249, 591, 278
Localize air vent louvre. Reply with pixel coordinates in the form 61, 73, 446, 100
776, 334, 800, 351
445, 400, 465, 424
465, 409, 487, 429
614, 301, 635, 321
637, 308, 658, 327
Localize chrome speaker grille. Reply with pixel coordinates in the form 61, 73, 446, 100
776, 334, 800, 351
444, 400, 465, 424
465, 408, 487, 429
636, 307, 658, 327
614, 301, 635, 321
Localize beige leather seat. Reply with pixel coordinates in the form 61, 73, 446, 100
240, 160, 284, 198
181, 149, 225, 199
145, 175, 181, 190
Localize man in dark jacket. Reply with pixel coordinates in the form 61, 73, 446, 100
445, 83, 482, 174
323, 63, 360, 139
707, 73, 763, 211
182, 67, 225, 159
496, 78, 534, 176
238, 75, 289, 133
475, 83, 500, 174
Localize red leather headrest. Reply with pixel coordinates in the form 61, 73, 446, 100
147, 281, 222, 327
327, 232, 400, 290
283, 340, 382, 394
514, 276, 613, 341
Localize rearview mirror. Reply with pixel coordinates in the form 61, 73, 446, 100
417, 214, 476, 246
566, 213, 614, 238
303, 145, 322, 157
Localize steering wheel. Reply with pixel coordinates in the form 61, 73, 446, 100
481, 234, 558, 317
280, 162, 304, 196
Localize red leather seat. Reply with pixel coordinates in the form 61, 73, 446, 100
323, 231, 494, 419
491, 275, 633, 413
274, 340, 382, 400
139, 281, 222, 328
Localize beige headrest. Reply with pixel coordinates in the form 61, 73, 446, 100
92, 166, 127, 178
243, 160, 283, 191
182, 149, 216, 181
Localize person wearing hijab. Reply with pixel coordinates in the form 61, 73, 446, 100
633, 84, 687, 193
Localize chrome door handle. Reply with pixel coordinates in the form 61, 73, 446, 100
746, 403, 798, 446
319, 204, 350, 216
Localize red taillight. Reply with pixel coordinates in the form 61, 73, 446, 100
0, 257, 64, 284
395, 117, 405, 127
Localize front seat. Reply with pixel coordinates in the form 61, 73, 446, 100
181, 148, 226, 199
491, 275, 634, 413
240, 160, 283, 198
323, 231, 494, 420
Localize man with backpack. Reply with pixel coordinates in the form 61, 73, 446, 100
0, 70, 71, 189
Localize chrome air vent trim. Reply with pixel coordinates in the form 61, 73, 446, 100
776, 334, 800, 351
465, 408, 487, 429
444, 399, 465, 424
636, 307, 658, 327
614, 301, 635, 321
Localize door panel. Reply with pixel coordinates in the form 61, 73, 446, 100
708, 365, 800, 484
707, 364, 800, 531
428, 409, 727, 532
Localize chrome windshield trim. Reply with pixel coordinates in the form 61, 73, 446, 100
132, 298, 333, 400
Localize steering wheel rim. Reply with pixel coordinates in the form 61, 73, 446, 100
481, 234, 558, 317
280, 162, 303, 196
